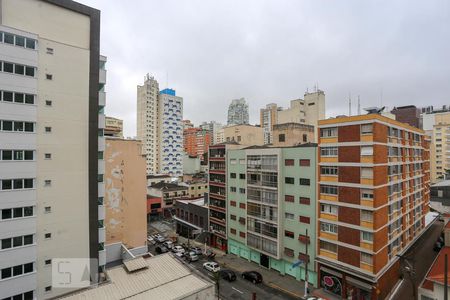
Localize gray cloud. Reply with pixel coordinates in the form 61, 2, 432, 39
79, 0, 450, 137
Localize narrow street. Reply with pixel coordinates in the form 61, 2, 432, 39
393, 220, 444, 299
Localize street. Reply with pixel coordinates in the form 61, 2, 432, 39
393, 219, 444, 300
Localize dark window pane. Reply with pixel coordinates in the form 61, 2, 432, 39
13, 265, 23, 276
23, 263, 33, 273
24, 151, 33, 160
3, 91, 13, 102
15, 35, 25, 47
3, 62, 13, 73
13, 236, 23, 247
4, 32, 14, 44
14, 64, 24, 75
24, 206, 33, 216
25, 66, 34, 77
1, 209, 12, 220
24, 291, 34, 300
25, 39, 36, 49
13, 179, 23, 189
2, 179, 12, 190
24, 179, 33, 189
25, 94, 34, 104
1, 267, 11, 279
2, 150, 12, 160
14, 150, 23, 160
2, 121, 13, 131
14, 93, 24, 103
24, 235, 33, 245
13, 207, 23, 218
1, 238, 11, 249
13, 294, 22, 300
14, 121, 24, 131
24, 122, 34, 132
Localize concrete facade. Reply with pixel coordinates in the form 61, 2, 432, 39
183, 127, 211, 161
226, 145, 318, 287
227, 98, 249, 125
104, 116, 123, 138
391, 105, 420, 128
224, 124, 264, 146
271, 123, 315, 147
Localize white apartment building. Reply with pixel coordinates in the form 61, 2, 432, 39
200, 121, 223, 144
227, 98, 249, 126
137, 78, 183, 176
0, 1, 104, 299
159, 89, 183, 176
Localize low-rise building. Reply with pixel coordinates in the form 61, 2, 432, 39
148, 182, 189, 218
271, 123, 315, 146
174, 198, 208, 239
391, 105, 421, 128
104, 138, 148, 263
183, 153, 201, 175
226, 144, 319, 286
105, 116, 124, 138
224, 124, 264, 146
183, 180, 209, 199
147, 174, 172, 186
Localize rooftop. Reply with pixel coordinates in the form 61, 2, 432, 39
146, 174, 171, 179
243, 142, 318, 150
432, 180, 450, 187
149, 181, 188, 191
63, 254, 213, 299
421, 247, 450, 291
176, 198, 205, 206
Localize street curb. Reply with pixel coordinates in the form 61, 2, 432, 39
266, 282, 303, 299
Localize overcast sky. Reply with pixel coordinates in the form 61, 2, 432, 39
79, 0, 450, 137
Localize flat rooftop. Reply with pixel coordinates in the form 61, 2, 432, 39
63, 254, 213, 299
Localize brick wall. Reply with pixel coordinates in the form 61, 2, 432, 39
373, 122, 387, 143
339, 166, 360, 184
338, 226, 360, 246
339, 186, 360, 205
338, 206, 360, 225
338, 125, 360, 142
338, 146, 360, 163
338, 245, 360, 267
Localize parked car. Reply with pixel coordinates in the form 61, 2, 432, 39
219, 269, 236, 282
185, 251, 199, 262
434, 241, 443, 252
147, 236, 156, 245
174, 252, 184, 259
203, 262, 220, 273
155, 246, 169, 254
155, 235, 166, 243
163, 241, 173, 249
172, 245, 185, 254
242, 271, 263, 284
190, 247, 203, 255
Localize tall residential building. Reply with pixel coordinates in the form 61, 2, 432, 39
260, 90, 326, 144
227, 145, 319, 287
104, 116, 123, 138
317, 114, 430, 300
208, 142, 243, 251
391, 105, 421, 128
0, 1, 103, 298
137, 74, 159, 174
423, 110, 450, 183
201, 121, 223, 144
183, 127, 211, 161
183, 119, 194, 130
227, 98, 249, 126
137, 77, 183, 176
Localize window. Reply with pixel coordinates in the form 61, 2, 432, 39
361, 124, 373, 134
1, 178, 34, 190
230, 214, 236, 220
46, 47, 54, 54
97, 174, 103, 183
361, 146, 373, 156
299, 216, 310, 224
361, 210, 373, 222
3, 61, 13, 73
285, 159, 294, 166
44, 233, 51, 239
4, 32, 14, 44
321, 166, 338, 176
230, 186, 237, 192
230, 159, 237, 165
45, 259, 52, 265
361, 167, 373, 179
285, 212, 294, 220
299, 197, 310, 205
285, 195, 294, 202
3, 91, 13, 102
321, 204, 338, 215
230, 201, 236, 207
46, 100, 52, 106
44, 206, 51, 213
320, 127, 337, 137
279, 134, 285, 142
361, 252, 373, 265
46, 74, 53, 80
299, 159, 310, 166
320, 185, 338, 195
45, 126, 52, 133
239, 232, 245, 238
44, 180, 52, 186
285, 177, 294, 184
320, 240, 337, 253
230, 228, 236, 235
239, 203, 246, 209
303, 134, 308, 142
321, 222, 338, 234
25, 39, 36, 49
321, 146, 338, 157
284, 230, 294, 238
361, 231, 373, 243
239, 173, 245, 180
25, 66, 34, 76
361, 189, 374, 200
230, 173, 236, 179
24, 235, 33, 245
299, 178, 310, 186
45, 286, 52, 292
284, 247, 294, 257
45, 153, 52, 160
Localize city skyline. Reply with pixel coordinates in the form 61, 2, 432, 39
79, 0, 450, 138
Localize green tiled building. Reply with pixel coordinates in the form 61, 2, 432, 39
226, 144, 318, 287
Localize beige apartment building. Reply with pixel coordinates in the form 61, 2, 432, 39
104, 116, 123, 138
423, 111, 450, 183
104, 138, 147, 260
260, 90, 325, 143
224, 124, 264, 146
271, 122, 315, 147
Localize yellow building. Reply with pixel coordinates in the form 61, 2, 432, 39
105, 116, 124, 138
224, 124, 264, 146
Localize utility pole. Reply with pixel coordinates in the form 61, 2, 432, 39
304, 228, 309, 298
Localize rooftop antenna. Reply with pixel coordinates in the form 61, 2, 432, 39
380, 88, 383, 107
349, 93, 352, 116
358, 95, 361, 115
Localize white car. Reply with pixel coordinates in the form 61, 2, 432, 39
172, 245, 185, 254
163, 241, 173, 249
203, 262, 220, 273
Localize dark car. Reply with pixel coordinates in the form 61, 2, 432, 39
190, 247, 203, 256
242, 271, 263, 284
220, 269, 236, 282
155, 246, 169, 254
434, 241, 443, 252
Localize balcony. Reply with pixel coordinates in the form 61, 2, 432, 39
99, 68, 106, 84
209, 204, 226, 213
209, 168, 225, 175
99, 227, 106, 243
210, 216, 226, 226
99, 90, 106, 106
209, 156, 225, 161
209, 181, 225, 187
209, 191, 226, 200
